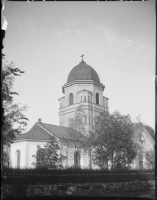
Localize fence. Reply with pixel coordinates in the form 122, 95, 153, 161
2, 169, 155, 184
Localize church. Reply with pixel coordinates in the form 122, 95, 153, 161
10, 56, 154, 169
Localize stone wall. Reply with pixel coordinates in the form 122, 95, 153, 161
3, 180, 155, 197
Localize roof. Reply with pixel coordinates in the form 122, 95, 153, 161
67, 60, 100, 83
14, 125, 53, 141
14, 122, 86, 142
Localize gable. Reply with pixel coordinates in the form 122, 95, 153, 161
14, 125, 54, 142
14, 122, 86, 143
40, 122, 86, 141
132, 123, 155, 146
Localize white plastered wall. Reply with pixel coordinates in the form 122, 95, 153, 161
28, 141, 47, 168
60, 141, 90, 169
10, 141, 27, 168
10, 140, 47, 168
11, 137, 90, 169
130, 128, 155, 169
59, 83, 106, 129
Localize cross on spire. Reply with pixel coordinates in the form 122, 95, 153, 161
81, 54, 84, 62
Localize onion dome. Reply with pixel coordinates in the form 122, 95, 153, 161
67, 55, 100, 83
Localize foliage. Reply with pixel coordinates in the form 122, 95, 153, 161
145, 149, 155, 169
87, 110, 141, 170
69, 105, 87, 135
135, 115, 155, 140
68, 105, 90, 168
144, 125, 155, 139
2, 59, 28, 167
32, 137, 66, 169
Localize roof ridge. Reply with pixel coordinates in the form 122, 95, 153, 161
13, 122, 86, 143
40, 122, 79, 131
40, 122, 65, 128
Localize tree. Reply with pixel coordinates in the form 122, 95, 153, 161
135, 114, 155, 140
68, 105, 90, 168
2, 59, 28, 167
145, 149, 155, 169
88, 110, 141, 170
69, 105, 87, 135
144, 125, 155, 140
32, 137, 66, 169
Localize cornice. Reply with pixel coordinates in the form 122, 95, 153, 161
59, 102, 106, 110
58, 96, 65, 101
103, 96, 109, 100
62, 80, 105, 93
59, 102, 106, 115
13, 139, 51, 143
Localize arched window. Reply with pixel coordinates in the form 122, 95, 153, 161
69, 93, 73, 105
74, 152, 81, 168
16, 150, 20, 168
96, 93, 99, 105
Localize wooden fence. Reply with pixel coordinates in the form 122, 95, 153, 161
2, 170, 155, 184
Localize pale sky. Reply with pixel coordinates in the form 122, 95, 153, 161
3, 1, 155, 131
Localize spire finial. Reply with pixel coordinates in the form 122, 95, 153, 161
80, 54, 84, 62
38, 118, 42, 123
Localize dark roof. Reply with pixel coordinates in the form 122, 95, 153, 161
40, 122, 85, 141
14, 122, 86, 142
14, 125, 53, 141
67, 61, 100, 83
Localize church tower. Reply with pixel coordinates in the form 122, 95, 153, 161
58, 55, 109, 134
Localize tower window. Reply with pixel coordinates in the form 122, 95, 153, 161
69, 93, 73, 105
96, 93, 99, 105
88, 96, 90, 102
84, 96, 86, 101
74, 152, 80, 168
